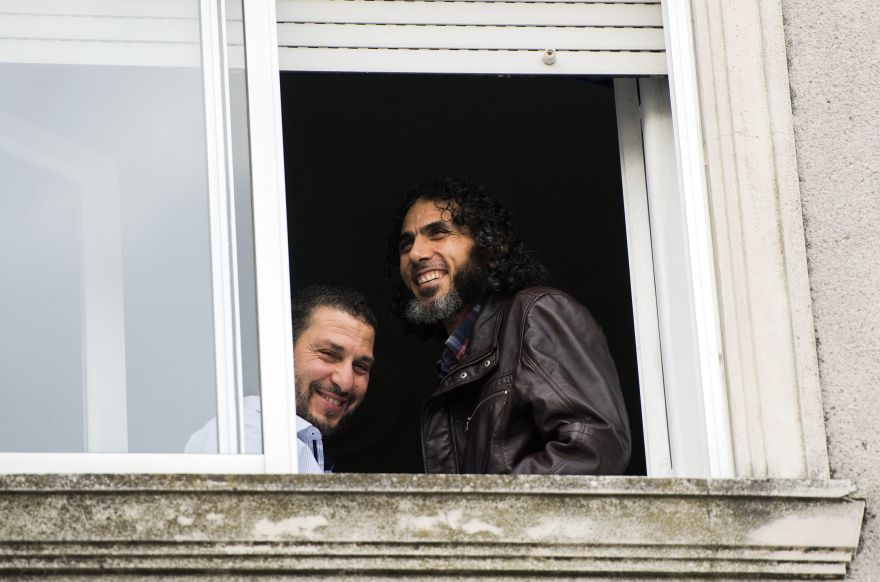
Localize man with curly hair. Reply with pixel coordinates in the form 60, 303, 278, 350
390, 173, 631, 474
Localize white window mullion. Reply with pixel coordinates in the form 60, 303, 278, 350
662, 0, 734, 478
639, 77, 709, 477
218, 0, 248, 455
613, 78, 672, 477
200, 0, 243, 454
243, 0, 298, 472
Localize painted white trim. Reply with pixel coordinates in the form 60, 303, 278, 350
200, 0, 243, 455
219, 0, 248, 455
0, 0, 199, 18
639, 78, 710, 477
277, 23, 665, 51
661, 0, 733, 478
243, 0, 298, 473
613, 79, 672, 477
275, 0, 663, 27
278, 48, 667, 76
0, 453, 264, 474
689, 1, 829, 479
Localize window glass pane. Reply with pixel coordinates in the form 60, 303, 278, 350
0, 0, 255, 454
227, 0, 262, 453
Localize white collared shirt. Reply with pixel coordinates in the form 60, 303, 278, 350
294, 413, 325, 474
184, 395, 326, 473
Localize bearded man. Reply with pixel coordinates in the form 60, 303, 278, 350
186, 285, 376, 473
389, 173, 630, 474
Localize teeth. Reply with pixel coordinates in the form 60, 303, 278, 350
318, 392, 344, 407
417, 271, 443, 284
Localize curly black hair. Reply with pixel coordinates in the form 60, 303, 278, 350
386, 172, 550, 323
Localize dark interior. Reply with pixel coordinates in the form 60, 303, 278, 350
280, 72, 646, 475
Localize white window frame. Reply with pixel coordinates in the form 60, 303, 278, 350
614, 78, 672, 477
0, 0, 298, 474
616, 0, 735, 477
615, 76, 731, 478
660, 0, 733, 478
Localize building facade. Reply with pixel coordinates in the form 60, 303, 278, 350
0, 0, 877, 578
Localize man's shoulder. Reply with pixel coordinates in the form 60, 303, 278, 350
473, 287, 593, 349
510, 286, 573, 301
502, 286, 584, 312
495, 286, 597, 331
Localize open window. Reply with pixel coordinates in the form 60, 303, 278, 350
277, 0, 730, 477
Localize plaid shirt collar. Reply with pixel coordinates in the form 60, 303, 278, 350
437, 304, 482, 378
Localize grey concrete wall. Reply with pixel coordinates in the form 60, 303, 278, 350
0, 474, 864, 579
781, 1, 880, 578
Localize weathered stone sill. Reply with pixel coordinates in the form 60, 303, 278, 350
0, 474, 865, 579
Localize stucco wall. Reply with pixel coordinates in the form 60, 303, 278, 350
781, 1, 880, 578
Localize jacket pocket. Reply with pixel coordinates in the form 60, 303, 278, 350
465, 388, 510, 433
459, 386, 512, 473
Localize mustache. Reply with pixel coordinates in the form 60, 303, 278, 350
409, 259, 447, 277
310, 381, 350, 401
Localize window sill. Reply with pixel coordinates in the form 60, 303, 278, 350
0, 474, 864, 579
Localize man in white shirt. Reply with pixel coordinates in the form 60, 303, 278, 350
185, 285, 376, 473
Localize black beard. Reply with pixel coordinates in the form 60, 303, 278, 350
295, 379, 350, 437
404, 256, 490, 327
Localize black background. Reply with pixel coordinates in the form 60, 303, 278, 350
281, 73, 645, 475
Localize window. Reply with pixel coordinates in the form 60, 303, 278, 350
276, 0, 731, 477
0, 0, 297, 472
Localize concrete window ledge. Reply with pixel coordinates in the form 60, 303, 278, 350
0, 474, 865, 580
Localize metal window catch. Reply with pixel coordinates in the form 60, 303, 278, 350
542, 48, 557, 66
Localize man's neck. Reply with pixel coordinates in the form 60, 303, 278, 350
443, 304, 476, 335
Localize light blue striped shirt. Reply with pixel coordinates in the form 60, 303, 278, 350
184, 395, 326, 473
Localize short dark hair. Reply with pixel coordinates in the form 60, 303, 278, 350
292, 284, 377, 342
386, 172, 550, 314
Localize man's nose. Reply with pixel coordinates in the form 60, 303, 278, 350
330, 362, 354, 391
409, 235, 433, 262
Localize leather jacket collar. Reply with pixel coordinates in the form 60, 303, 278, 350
432, 294, 510, 398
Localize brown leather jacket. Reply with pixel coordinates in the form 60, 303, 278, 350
421, 287, 631, 474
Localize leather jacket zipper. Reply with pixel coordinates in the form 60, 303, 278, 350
464, 389, 510, 432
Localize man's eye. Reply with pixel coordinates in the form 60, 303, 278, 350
354, 364, 371, 376
428, 228, 450, 239
399, 241, 412, 253
319, 350, 338, 360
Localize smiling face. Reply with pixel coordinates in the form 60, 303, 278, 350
293, 306, 375, 435
398, 198, 480, 330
